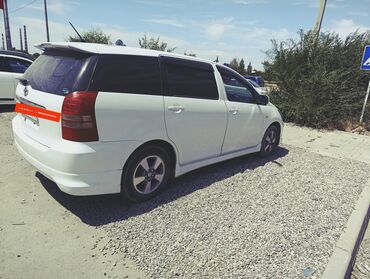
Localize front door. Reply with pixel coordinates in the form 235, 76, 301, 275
217, 66, 264, 154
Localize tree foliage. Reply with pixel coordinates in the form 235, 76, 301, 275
239, 59, 246, 75
229, 58, 247, 75
246, 62, 253, 75
264, 30, 370, 128
139, 34, 176, 52
184, 51, 196, 57
67, 29, 111, 44
229, 58, 239, 72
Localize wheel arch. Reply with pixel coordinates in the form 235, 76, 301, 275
121, 139, 178, 187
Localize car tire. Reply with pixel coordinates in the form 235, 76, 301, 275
121, 145, 172, 202
259, 125, 279, 157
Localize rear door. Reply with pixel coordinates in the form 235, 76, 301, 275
161, 57, 227, 165
88, 54, 167, 142
15, 50, 97, 147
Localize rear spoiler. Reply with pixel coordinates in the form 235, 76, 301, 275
35, 43, 98, 54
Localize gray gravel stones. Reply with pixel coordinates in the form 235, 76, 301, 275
101, 146, 369, 278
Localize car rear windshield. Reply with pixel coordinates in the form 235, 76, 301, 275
23, 50, 98, 96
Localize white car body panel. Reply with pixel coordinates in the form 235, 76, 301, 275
222, 101, 264, 154
164, 96, 228, 165
12, 42, 283, 196
0, 71, 18, 104
13, 115, 138, 195
95, 92, 167, 142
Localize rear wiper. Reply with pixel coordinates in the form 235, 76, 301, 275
16, 78, 29, 86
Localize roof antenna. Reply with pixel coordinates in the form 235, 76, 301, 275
69, 22, 86, 42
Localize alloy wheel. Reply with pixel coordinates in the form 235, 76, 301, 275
133, 155, 165, 194
264, 129, 277, 153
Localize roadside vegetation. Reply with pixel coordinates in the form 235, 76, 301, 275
138, 34, 176, 52
67, 29, 111, 44
264, 30, 370, 129
228, 58, 254, 75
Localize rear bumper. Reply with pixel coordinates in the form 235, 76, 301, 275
12, 116, 141, 196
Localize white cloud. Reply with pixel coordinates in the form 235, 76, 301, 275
11, 16, 70, 52
204, 18, 235, 39
5, 11, 292, 70
143, 18, 184, 28
24, 0, 79, 15
235, 0, 269, 4
242, 27, 291, 48
326, 19, 370, 38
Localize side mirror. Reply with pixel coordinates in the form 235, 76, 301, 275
256, 94, 269, 105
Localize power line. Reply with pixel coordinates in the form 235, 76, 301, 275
9, 0, 40, 14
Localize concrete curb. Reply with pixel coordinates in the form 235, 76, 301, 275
322, 179, 370, 279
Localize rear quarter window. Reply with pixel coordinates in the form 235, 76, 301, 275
89, 55, 162, 95
23, 50, 97, 95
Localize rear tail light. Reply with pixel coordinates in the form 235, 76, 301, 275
61, 91, 99, 142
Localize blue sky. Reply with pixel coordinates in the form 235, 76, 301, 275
1, 0, 370, 69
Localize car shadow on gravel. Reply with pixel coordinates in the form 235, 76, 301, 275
36, 146, 289, 226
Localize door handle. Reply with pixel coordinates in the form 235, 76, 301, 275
168, 105, 185, 114
229, 107, 239, 115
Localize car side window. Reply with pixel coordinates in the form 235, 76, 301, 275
0, 57, 11, 72
7, 58, 32, 73
164, 57, 219, 100
90, 55, 162, 95
217, 66, 255, 103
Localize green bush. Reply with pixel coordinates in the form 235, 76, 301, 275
264, 30, 370, 128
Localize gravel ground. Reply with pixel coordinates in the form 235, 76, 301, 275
0, 110, 145, 279
97, 146, 369, 279
3, 108, 369, 278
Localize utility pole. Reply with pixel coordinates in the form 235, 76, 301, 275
44, 0, 50, 42
19, 28, 23, 51
24, 25, 28, 53
2, 0, 12, 49
314, 0, 327, 35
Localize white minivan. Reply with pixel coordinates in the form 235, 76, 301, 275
12, 42, 283, 202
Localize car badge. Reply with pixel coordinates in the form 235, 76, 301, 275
24, 87, 29, 97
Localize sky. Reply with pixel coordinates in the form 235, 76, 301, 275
1, 0, 370, 69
